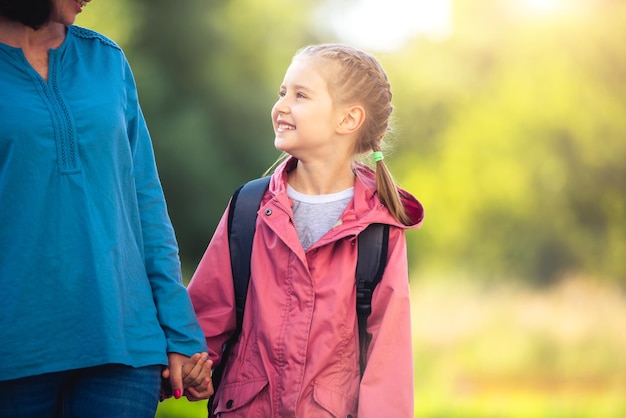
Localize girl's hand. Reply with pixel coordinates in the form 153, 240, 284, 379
182, 352, 214, 401
161, 352, 213, 401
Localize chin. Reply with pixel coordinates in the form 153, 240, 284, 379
274, 138, 288, 152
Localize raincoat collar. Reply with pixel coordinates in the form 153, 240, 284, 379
268, 157, 424, 231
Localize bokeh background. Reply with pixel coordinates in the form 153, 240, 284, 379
77, 0, 626, 416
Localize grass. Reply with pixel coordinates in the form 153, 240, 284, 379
156, 276, 626, 417
411, 276, 626, 418
156, 399, 208, 418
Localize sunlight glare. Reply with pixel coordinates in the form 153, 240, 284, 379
323, 0, 452, 51
528, 0, 560, 11
520, 0, 565, 14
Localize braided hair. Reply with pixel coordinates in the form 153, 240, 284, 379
295, 44, 412, 225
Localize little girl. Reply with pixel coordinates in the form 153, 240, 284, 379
188, 43, 424, 417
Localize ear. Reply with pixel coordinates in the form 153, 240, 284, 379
337, 105, 365, 134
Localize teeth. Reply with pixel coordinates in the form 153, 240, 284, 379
278, 123, 294, 130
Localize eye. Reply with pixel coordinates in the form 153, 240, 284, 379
278, 90, 286, 98
296, 92, 307, 99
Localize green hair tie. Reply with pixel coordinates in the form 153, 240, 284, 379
372, 151, 384, 163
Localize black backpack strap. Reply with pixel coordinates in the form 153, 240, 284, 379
356, 223, 390, 377
228, 176, 271, 328
209, 176, 270, 417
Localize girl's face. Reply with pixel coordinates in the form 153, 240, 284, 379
50, 0, 91, 26
271, 56, 345, 161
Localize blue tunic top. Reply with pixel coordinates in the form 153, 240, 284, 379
0, 26, 206, 381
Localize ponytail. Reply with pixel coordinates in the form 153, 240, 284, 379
372, 151, 412, 226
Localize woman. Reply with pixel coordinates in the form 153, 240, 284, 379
0, 0, 211, 416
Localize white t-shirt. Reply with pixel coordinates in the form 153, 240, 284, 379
287, 184, 354, 250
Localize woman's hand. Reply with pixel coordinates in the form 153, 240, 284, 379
182, 352, 214, 401
161, 352, 214, 401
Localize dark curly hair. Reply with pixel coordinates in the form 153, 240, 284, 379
0, 0, 51, 30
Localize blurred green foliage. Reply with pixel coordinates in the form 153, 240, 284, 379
394, 0, 626, 285
77, 0, 626, 284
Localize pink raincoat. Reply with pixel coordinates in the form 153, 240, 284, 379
188, 157, 424, 417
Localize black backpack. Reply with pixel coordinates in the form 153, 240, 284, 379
208, 176, 389, 414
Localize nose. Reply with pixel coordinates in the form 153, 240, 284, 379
273, 99, 289, 115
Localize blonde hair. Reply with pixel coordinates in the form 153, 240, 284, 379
295, 44, 412, 225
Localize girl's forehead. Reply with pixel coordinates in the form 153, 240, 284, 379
291, 54, 335, 72
282, 56, 331, 87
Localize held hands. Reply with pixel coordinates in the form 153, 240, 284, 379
161, 352, 214, 402
182, 352, 214, 401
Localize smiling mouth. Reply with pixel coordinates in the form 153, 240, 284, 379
277, 123, 295, 130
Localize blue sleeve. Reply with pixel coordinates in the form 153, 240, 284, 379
123, 57, 207, 355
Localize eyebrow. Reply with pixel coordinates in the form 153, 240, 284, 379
280, 83, 314, 93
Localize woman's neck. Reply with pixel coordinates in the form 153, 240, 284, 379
0, 17, 65, 50
0, 17, 66, 81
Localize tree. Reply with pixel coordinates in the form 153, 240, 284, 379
389, 0, 626, 283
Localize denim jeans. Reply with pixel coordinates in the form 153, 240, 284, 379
0, 364, 162, 418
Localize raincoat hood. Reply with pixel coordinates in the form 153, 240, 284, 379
268, 157, 424, 231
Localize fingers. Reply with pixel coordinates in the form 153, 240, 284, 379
183, 353, 208, 387
184, 375, 215, 401
167, 352, 214, 401
182, 353, 209, 387
160, 380, 173, 402
160, 367, 173, 402
167, 353, 185, 399
184, 387, 212, 402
